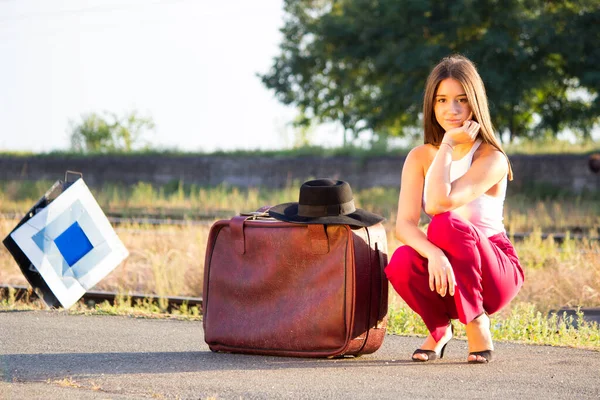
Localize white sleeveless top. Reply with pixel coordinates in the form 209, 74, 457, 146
423, 139, 506, 236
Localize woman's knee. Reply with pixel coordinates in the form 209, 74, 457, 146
385, 245, 421, 284
427, 211, 471, 247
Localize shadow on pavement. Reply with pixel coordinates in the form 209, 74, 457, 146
2, 350, 418, 380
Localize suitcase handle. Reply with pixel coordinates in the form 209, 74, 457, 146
231, 206, 273, 254
307, 224, 329, 254
231, 212, 330, 255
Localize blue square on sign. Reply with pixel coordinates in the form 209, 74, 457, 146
54, 222, 94, 267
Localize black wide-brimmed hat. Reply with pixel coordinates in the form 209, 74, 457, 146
268, 179, 385, 227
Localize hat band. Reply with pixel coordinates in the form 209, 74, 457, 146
297, 200, 356, 217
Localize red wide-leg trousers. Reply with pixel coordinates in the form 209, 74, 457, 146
385, 211, 524, 342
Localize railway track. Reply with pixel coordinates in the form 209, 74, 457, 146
1, 212, 598, 242
510, 232, 600, 243
2, 283, 599, 325
0, 212, 217, 227
0, 284, 202, 313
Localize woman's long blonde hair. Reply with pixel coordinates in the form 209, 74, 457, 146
423, 55, 513, 180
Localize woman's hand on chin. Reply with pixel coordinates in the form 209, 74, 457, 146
442, 114, 480, 147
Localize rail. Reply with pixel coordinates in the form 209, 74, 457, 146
1, 212, 599, 241
0, 284, 202, 313
2, 284, 599, 325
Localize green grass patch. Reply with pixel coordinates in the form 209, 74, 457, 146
2, 291, 598, 350
3, 180, 599, 233
504, 138, 600, 155
84, 296, 202, 320
2, 137, 599, 158
0, 292, 202, 321
387, 302, 600, 350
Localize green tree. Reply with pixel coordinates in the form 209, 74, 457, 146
69, 110, 155, 153
529, 0, 600, 141
261, 0, 600, 144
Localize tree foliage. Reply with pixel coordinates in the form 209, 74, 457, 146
261, 0, 600, 143
69, 111, 155, 153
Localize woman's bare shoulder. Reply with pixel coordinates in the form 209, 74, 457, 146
405, 144, 437, 173
406, 143, 437, 160
476, 142, 505, 159
475, 142, 509, 171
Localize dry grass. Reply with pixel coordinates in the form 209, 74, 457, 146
0, 218, 208, 298
1, 180, 599, 316
3, 180, 599, 232
505, 197, 600, 233
513, 233, 600, 313
2, 213, 599, 315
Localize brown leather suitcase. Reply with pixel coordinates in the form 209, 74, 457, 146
202, 211, 388, 358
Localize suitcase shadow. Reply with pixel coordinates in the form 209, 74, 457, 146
2, 350, 415, 380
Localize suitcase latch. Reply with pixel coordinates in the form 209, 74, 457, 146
239, 211, 271, 220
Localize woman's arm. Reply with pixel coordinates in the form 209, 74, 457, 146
396, 147, 455, 296
396, 147, 440, 258
425, 122, 507, 215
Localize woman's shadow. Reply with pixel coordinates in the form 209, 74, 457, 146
1, 350, 414, 381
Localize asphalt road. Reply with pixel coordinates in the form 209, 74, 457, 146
0, 310, 598, 399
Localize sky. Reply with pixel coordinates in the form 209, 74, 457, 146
0, 0, 344, 153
